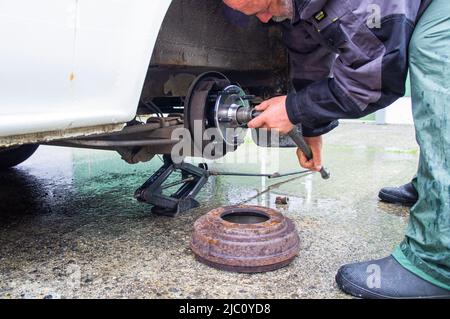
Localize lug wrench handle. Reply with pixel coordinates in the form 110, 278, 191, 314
287, 127, 330, 180
249, 110, 330, 180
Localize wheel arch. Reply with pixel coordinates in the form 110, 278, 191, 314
143, 0, 289, 102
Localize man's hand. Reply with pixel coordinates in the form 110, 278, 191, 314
297, 136, 323, 172
247, 96, 294, 134
248, 96, 323, 172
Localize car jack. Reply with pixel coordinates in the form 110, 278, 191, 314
135, 155, 314, 217
134, 155, 209, 217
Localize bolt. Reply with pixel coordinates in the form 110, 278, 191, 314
275, 197, 289, 205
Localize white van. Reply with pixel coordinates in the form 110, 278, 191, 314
0, 0, 288, 169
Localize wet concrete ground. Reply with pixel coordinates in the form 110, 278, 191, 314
0, 123, 419, 299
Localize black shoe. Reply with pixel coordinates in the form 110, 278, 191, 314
378, 182, 418, 206
336, 256, 450, 299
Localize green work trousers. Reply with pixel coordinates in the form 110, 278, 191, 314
392, 0, 450, 290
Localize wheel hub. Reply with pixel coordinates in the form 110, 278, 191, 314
184, 72, 251, 159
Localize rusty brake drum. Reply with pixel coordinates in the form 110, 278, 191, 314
191, 205, 300, 273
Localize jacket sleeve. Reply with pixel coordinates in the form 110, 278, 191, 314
286, 15, 415, 130
282, 21, 339, 137
291, 79, 339, 137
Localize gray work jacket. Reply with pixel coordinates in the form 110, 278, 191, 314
283, 0, 432, 136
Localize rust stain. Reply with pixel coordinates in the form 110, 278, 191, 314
207, 238, 219, 245
0, 123, 125, 148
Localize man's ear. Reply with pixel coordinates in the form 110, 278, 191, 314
222, 2, 251, 27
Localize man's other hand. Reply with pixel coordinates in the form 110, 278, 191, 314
297, 136, 323, 172
247, 96, 294, 134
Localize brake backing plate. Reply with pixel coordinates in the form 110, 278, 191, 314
184, 72, 249, 159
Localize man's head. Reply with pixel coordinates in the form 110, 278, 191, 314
223, 0, 292, 23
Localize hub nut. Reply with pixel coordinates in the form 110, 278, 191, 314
190, 205, 300, 273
